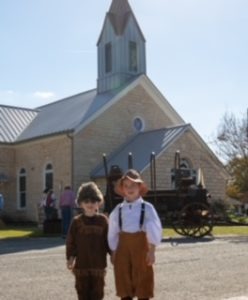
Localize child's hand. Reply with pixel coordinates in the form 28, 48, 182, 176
67, 257, 75, 271
146, 244, 156, 266
110, 251, 116, 265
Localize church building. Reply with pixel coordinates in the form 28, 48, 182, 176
0, 0, 228, 222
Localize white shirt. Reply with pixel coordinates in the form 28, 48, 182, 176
108, 197, 163, 251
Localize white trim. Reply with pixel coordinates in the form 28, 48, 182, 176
132, 116, 145, 132
73, 74, 226, 179
75, 74, 184, 135
180, 158, 192, 169
139, 75, 185, 124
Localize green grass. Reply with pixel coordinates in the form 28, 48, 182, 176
163, 225, 248, 237
227, 212, 248, 224
1, 225, 247, 240
212, 225, 248, 236
0, 227, 44, 239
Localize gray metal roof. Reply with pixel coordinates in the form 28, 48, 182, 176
16, 89, 119, 142
0, 89, 119, 143
91, 124, 190, 178
0, 76, 138, 143
0, 105, 38, 143
16, 90, 96, 142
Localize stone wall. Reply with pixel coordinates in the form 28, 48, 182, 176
141, 130, 227, 200
0, 135, 72, 222
0, 145, 16, 219
74, 85, 227, 202
0, 84, 228, 222
73, 85, 174, 189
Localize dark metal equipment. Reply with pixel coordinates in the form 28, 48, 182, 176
103, 151, 213, 238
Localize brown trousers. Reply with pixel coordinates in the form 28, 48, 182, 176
114, 231, 154, 298
75, 272, 105, 300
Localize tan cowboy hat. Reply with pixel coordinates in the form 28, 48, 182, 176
114, 169, 148, 197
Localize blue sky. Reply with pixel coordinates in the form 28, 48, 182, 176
0, 0, 247, 146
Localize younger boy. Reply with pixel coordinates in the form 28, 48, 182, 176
66, 182, 110, 300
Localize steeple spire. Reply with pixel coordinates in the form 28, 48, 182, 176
108, 0, 132, 35
109, 0, 132, 15
97, 0, 146, 93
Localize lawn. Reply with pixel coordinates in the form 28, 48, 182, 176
164, 225, 248, 237
0, 227, 43, 239
0, 225, 247, 239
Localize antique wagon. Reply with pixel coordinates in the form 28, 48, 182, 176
103, 151, 213, 238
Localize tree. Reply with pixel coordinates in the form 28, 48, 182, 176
214, 111, 248, 201
215, 111, 248, 161
227, 157, 248, 194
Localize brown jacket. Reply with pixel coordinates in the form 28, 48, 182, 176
66, 213, 110, 273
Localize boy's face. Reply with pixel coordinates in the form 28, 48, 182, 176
79, 200, 99, 216
122, 178, 140, 202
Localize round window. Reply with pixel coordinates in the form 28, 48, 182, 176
133, 117, 144, 132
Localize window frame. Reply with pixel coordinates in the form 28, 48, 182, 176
133, 116, 145, 132
17, 168, 27, 210
44, 163, 54, 191
129, 41, 138, 72
105, 42, 112, 73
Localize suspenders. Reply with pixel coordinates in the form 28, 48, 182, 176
140, 202, 145, 228
118, 201, 145, 230
118, 203, 123, 230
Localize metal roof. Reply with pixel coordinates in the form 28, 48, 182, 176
91, 124, 190, 178
16, 89, 119, 142
0, 105, 38, 143
16, 90, 96, 142
0, 76, 138, 143
0, 89, 120, 143
0, 74, 186, 145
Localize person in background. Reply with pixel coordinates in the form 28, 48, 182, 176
41, 188, 56, 220
66, 181, 110, 300
0, 193, 4, 212
59, 186, 76, 238
108, 169, 162, 300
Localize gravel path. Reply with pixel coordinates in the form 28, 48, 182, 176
0, 235, 248, 300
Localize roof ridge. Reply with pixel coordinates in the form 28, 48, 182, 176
36, 88, 96, 109
0, 104, 39, 112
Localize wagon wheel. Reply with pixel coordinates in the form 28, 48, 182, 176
171, 211, 189, 237
172, 202, 213, 238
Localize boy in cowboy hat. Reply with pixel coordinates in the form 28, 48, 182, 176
108, 169, 162, 300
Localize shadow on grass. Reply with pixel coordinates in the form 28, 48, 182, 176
0, 235, 65, 255
162, 235, 215, 245
0, 226, 65, 255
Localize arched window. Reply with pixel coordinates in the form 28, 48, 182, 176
180, 158, 191, 169
45, 163, 53, 190
18, 168, 26, 209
